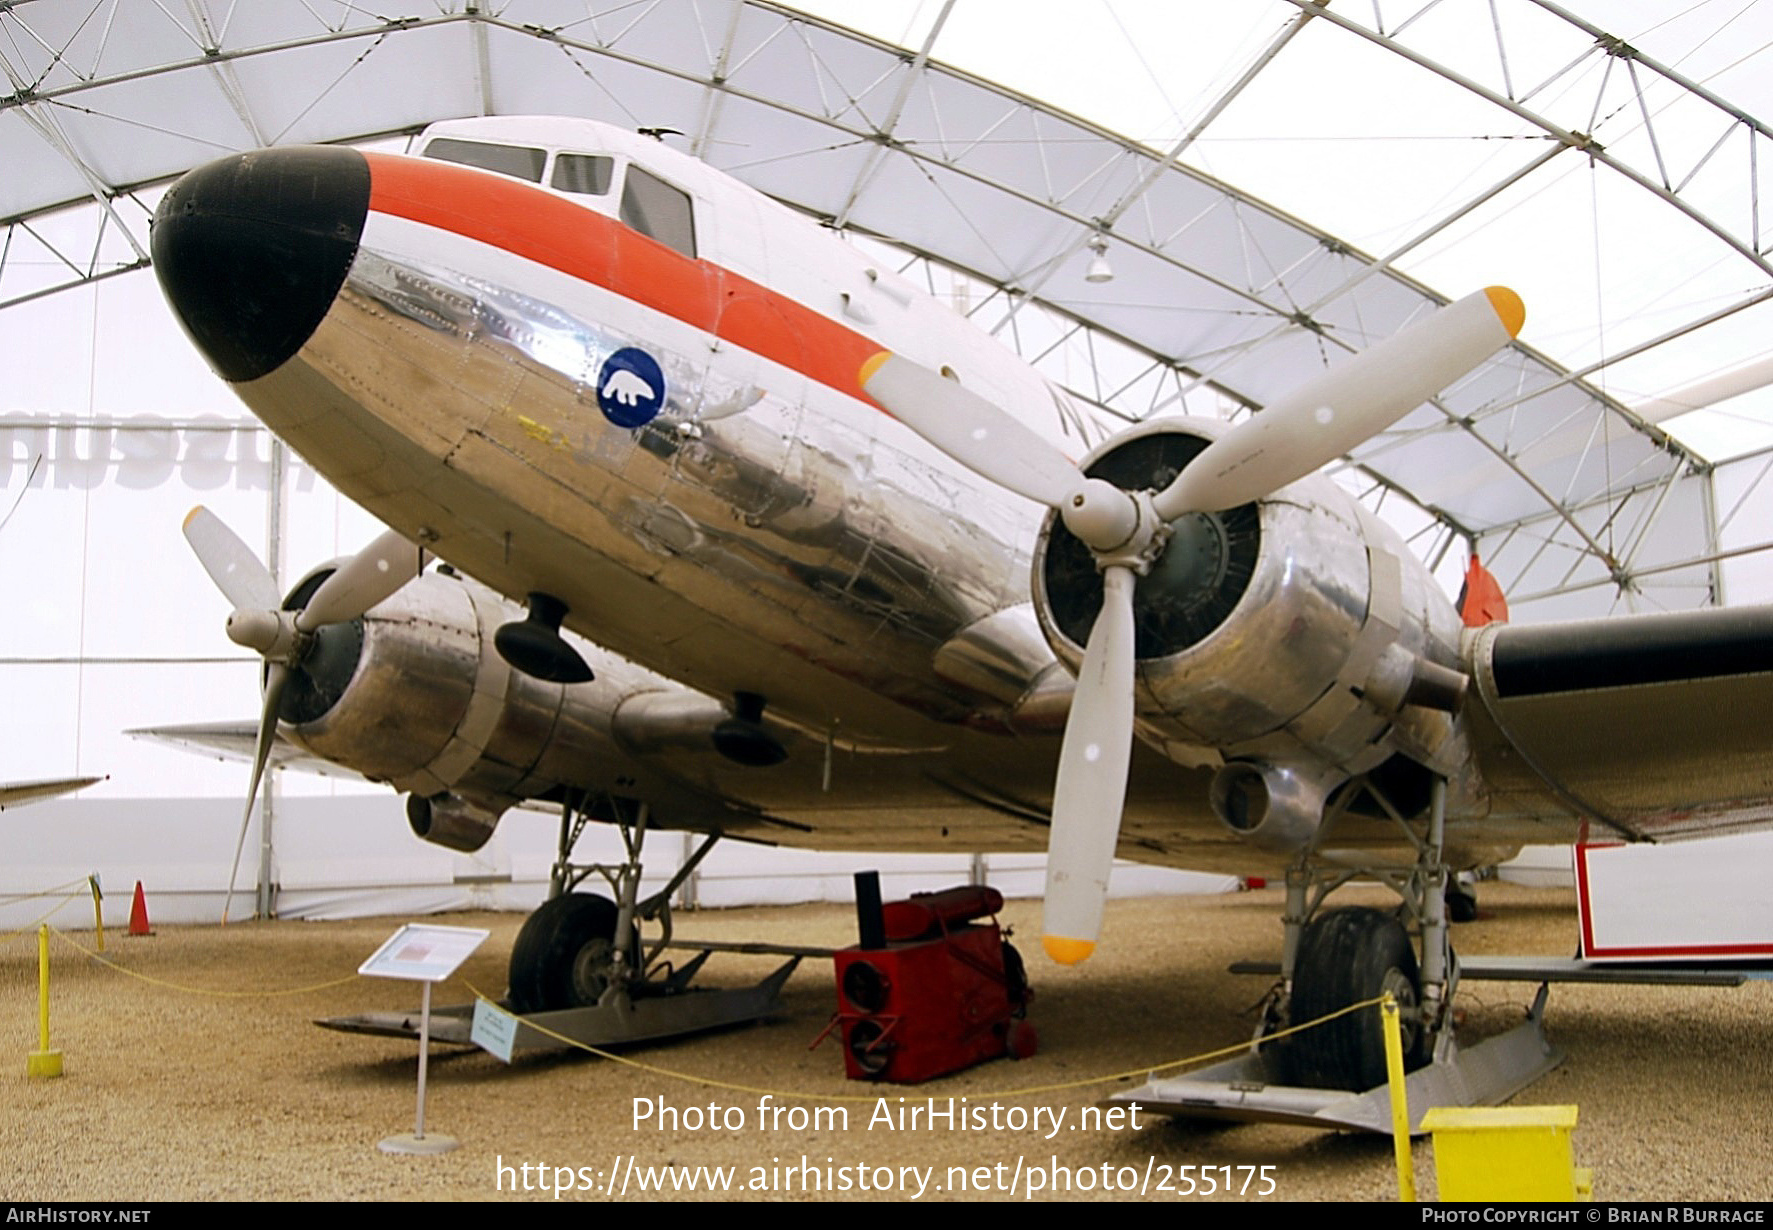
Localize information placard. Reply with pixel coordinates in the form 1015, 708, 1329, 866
359, 923, 489, 982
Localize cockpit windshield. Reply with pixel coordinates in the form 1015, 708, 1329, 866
619, 166, 696, 258
419, 130, 695, 259
423, 138, 545, 182
551, 153, 614, 196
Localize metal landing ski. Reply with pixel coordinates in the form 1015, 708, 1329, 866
1106, 987, 1564, 1134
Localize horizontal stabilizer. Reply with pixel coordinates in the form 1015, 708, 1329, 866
126, 722, 349, 780
0, 776, 105, 810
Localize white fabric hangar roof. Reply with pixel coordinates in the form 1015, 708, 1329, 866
6, 0, 1773, 619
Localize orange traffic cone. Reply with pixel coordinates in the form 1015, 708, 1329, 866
128, 881, 153, 936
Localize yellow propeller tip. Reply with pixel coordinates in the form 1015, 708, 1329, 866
182, 506, 204, 529
1484, 286, 1525, 338
1042, 935, 1096, 965
858, 351, 893, 387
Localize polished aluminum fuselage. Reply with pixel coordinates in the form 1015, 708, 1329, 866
224, 117, 1547, 868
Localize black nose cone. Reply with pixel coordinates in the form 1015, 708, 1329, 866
153, 145, 371, 383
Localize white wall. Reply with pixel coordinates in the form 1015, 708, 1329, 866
0, 790, 1235, 932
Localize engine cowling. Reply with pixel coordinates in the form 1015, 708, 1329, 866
271, 566, 623, 846
1032, 421, 1476, 845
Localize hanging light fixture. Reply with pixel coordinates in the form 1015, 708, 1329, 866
1085, 233, 1114, 284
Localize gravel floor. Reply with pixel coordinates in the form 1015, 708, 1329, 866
2, 882, 1767, 1202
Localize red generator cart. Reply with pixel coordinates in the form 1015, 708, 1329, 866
825, 877, 1036, 1083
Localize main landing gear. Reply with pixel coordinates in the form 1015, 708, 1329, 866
1269, 774, 1458, 1093
488, 791, 816, 1048
1283, 905, 1427, 1091
320, 791, 822, 1052
507, 793, 717, 1015
1107, 773, 1564, 1132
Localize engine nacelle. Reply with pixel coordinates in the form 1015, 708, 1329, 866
1033, 421, 1474, 785
271, 566, 642, 837
405, 791, 505, 852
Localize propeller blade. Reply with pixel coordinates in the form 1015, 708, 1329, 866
222, 662, 287, 925
860, 352, 1081, 509
1042, 565, 1138, 965
296, 527, 421, 631
183, 506, 278, 611
1153, 286, 1524, 520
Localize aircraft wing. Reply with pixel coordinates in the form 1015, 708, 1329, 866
128, 717, 836, 840
1465, 606, 1773, 841
0, 776, 104, 810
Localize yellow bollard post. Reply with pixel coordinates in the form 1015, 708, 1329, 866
1382, 992, 1415, 1202
27, 924, 64, 1079
89, 876, 104, 953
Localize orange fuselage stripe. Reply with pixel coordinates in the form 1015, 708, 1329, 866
363, 152, 882, 404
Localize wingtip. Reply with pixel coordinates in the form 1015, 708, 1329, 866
1484, 286, 1525, 338
1042, 934, 1096, 965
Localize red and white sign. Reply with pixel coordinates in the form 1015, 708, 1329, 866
1576, 833, 1773, 961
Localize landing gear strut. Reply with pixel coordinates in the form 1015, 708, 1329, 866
509, 792, 720, 1014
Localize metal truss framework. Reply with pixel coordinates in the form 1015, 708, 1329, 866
4, 0, 1773, 615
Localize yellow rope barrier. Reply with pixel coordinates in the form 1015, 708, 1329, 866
0, 877, 88, 906
26, 923, 64, 1079
24, 908, 1399, 1110
47, 926, 360, 998
89, 876, 103, 953
459, 976, 1387, 1104
4, 889, 87, 938
1382, 993, 1417, 1202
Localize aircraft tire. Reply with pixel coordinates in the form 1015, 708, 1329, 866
508, 892, 630, 1014
1282, 907, 1425, 1091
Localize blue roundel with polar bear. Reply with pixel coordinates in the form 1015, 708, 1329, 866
596, 347, 666, 428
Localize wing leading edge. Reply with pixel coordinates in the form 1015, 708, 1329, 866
1466, 606, 1773, 840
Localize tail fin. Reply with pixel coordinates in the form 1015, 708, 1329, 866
1458, 553, 1508, 627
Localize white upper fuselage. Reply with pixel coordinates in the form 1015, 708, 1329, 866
411, 116, 1103, 444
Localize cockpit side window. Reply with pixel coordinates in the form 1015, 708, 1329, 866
620, 165, 697, 259
552, 153, 615, 196
423, 138, 546, 182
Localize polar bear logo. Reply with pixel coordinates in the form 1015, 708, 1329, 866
596, 347, 666, 428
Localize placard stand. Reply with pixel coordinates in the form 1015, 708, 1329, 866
357, 923, 490, 1155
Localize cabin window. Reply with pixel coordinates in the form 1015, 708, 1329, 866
620, 166, 697, 258
423, 138, 546, 182
551, 153, 615, 196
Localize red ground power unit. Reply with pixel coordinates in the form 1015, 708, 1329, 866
827, 882, 1035, 1083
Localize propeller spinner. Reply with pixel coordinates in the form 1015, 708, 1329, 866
182, 507, 423, 923
862, 287, 1524, 963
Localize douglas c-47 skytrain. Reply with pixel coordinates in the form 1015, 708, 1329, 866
145, 115, 1773, 1119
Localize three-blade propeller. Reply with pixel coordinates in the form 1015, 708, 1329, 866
862, 287, 1524, 964
182, 507, 422, 923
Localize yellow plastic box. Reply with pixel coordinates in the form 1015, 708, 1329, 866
1420, 1105, 1590, 1201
